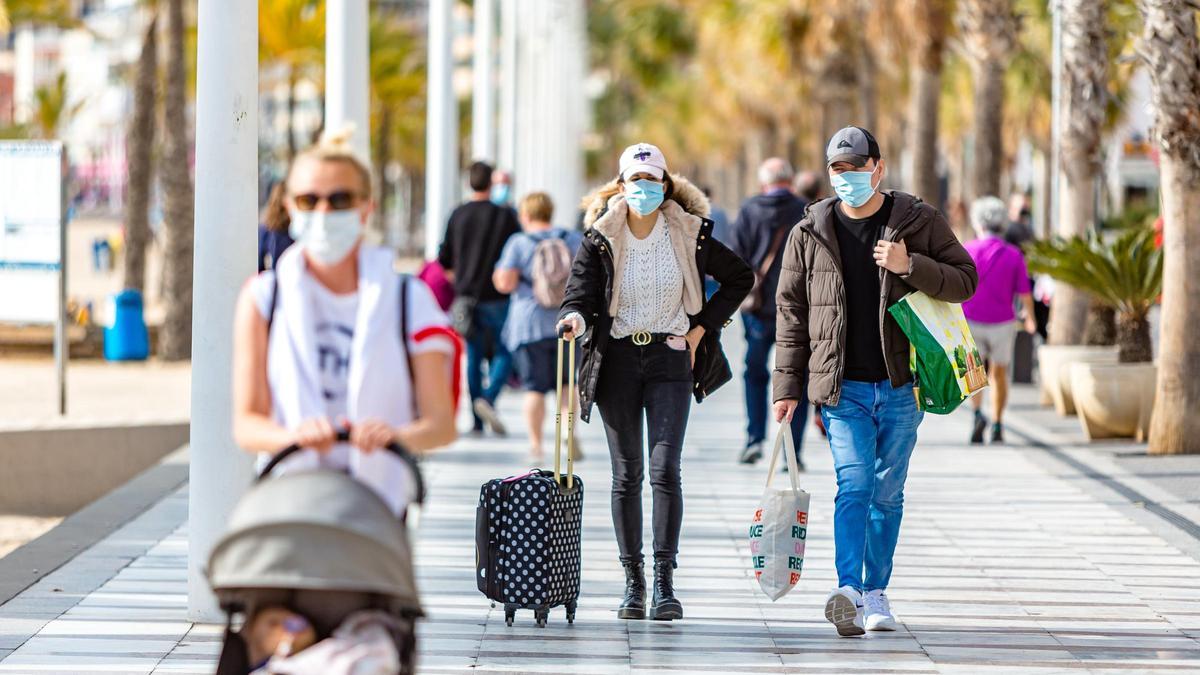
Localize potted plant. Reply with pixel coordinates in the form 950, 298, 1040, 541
1025, 227, 1162, 439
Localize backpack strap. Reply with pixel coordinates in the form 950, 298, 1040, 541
398, 273, 418, 419
266, 269, 279, 334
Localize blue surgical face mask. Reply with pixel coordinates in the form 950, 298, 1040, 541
624, 179, 665, 216
489, 183, 510, 205
830, 164, 880, 208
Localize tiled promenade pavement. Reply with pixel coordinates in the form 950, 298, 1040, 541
3, 338, 1200, 673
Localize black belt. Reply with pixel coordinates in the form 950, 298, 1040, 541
616, 331, 679, 346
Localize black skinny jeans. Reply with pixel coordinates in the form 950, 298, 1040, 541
594, 338, 693, 567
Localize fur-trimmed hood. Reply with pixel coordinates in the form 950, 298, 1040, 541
580, 173, 711, 229
577, 173, 712, 319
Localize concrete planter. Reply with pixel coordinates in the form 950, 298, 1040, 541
1069, 362, 1157, 441
1037, 345, 1119, 416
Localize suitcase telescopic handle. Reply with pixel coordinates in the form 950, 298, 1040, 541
256, 427, 427, 505
554, 333, 576, 490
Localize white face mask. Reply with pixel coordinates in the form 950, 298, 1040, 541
288, 208, 363, 265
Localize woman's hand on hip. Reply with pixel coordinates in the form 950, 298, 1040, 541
293, 417, 337, 453
773, 399, 799, 423
684, 326, 706, 368
349, 418, 397, 454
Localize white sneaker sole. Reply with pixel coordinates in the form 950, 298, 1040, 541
824, 594, 865, 637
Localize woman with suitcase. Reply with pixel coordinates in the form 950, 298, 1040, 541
557, 143, 753, 621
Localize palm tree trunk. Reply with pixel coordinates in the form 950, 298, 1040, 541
855, 38, 878, 134
1114, 312, 1152, 364
286, 64, 298, 162
971, 60, 1004, 198
909, 65, 941, 205
158, 0, 194, 361
1047, 0, 1107, 347
374, 104, 392, 243
122, 13, 157, 294
1143, 0, 1200, 455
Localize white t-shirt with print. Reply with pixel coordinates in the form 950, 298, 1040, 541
251, 271, 455, 441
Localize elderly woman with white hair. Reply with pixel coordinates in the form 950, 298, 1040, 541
961, 195, 1038, 445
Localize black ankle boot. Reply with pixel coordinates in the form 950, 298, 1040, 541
649, 560, 683, 621
617, 561, 646, 620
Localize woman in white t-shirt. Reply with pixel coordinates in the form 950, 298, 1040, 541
231, 131, 458, 516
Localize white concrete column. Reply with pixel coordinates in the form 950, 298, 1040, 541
511, 0, 585, 225
471, 0, 496, 162
326, 0, 371, 161
498, 0, 517, 172
188, 0, 258, 622
425, 0, 458, 260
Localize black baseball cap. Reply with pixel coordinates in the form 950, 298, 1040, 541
826, 126, 881, 168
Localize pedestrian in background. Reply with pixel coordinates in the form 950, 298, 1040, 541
702, 185, 732, 298
438, 160, 521, 436
492, 192, 583, 461
490, 169, 514, 207
963, 196, 1037, 445
558, 142, 752, 622
793, 170, 824, 203
773, 126, 977, 637
258, 181, 294, 272
732, 157, 810, 468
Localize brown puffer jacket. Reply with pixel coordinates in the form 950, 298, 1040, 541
772, 191, 978, 406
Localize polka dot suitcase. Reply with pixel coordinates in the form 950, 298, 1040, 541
475, 335, 583, 627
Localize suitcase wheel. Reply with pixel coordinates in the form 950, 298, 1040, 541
566, 600, 577, 624
535, 608, 549, 628
504, 605, 515, 627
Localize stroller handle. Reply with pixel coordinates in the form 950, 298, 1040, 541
256, 428, 426, 505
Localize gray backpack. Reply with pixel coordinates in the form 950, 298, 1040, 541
530, 234, 572, 309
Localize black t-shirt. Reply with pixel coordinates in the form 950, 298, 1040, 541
832, 195, 894, 383
437, 200, 521, 301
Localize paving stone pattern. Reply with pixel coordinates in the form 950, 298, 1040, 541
2, 336, 1199, 673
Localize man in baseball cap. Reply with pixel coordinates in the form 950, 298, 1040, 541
825, 126, 882, 169
772, 126, 977, 638
619, 142, 668, 181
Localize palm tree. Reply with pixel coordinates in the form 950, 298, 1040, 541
1045, 0, 1109, 348
1025, 227, 1162, 363
259, 0, 325, 162
957, 0, 1019, 199
369, 14, 424, 244
30, 71, 81, 138
905, 0, 955, 205
157, 0, 192, 361
123, 11, 157, 295
1141, 0, 1200, 455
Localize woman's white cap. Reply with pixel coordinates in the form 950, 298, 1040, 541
619, 143, 668, 180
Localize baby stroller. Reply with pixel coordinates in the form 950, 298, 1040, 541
208, 431, 425, 674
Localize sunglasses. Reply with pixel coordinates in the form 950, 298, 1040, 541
291, 190, 361, 212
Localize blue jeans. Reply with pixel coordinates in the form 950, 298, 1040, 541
466, 300, 514, 429
743, 314, 807, 459
821, 380, 923, 592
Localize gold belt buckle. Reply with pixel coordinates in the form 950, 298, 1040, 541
631, 331, 652, 346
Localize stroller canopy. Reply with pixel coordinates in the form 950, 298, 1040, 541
207, 470, 420, 611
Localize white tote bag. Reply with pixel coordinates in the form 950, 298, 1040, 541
748, 423, 810, 601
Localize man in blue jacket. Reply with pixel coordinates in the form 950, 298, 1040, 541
732, 157, 810, 467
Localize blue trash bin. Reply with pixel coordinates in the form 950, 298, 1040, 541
104, 289, 150, 361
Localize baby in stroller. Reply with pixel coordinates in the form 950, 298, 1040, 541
217, 130, 459, 673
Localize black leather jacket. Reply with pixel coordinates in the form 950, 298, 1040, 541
559, 213, 753, 422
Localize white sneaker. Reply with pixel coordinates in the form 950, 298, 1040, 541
473, 398, 508, 436
824, 586, 865, 637
863, 589, 898, 631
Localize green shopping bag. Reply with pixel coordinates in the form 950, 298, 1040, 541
887, 291, 988, 414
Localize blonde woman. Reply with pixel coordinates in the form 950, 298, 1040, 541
232, 130, 458, 516
557, 143, 753, 621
